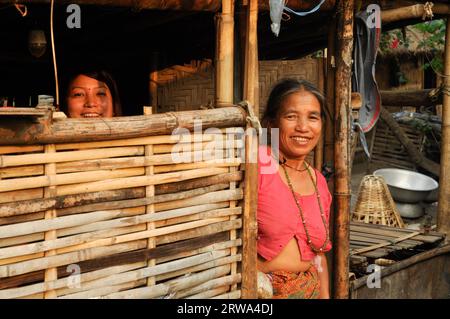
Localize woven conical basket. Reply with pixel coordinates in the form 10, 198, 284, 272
351, 175, 405, 228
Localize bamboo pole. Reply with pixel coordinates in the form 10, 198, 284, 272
381, 3, 450, 24
1, 107, 246, 145
143, 106, 157, 287
215, 0, 234, 107
379, 107, 440, 176
0, 262, 145, 299
55, 134, 215, 151
156, 219, 241, 247
56, 167, 229, 196
0, 167, 144, 193
315, 57, 326, 170
155, 238, 241, 264
0, 0, 337, 12
156, 250, 241, 282
0, 173, 242, 218
0, 188, 145, 218
0, 206, 145, 239
56, 204, 227, 238
43, 144, 57, 299
0, 224, 147, 261
0, 146, 143, 168
0, 145, 43, 155
60, 250, 231, 298
0, 232, 229, 290
104, 265, 231, 299
0, 146, 240, 170
333, 0, 354, 299
243, 0, 259, 117
0, 211, 44, 226
155, 171, 242, 195
437, 17, 450, 238
0, 188, 43, 204
0, 0, 223, 11
57, 184, 229, 217
240, 0, 259, 300
0, 241, 148, 278
176, 274, 241, 299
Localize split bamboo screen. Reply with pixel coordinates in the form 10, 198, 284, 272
0, 107, 254, 299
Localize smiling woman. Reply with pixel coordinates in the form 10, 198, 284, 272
257, 78, 332, 299
65, 69, 122, 118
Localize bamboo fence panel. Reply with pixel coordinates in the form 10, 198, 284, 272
0, 116, 249, 299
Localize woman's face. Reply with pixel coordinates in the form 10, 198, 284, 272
275, 90, 322, 160
67, 74, 114, 118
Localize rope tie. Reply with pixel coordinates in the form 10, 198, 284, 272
238, 101, 262, 136
422, 2, 434, 20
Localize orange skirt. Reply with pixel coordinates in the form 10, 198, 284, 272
269, 266, 320, 299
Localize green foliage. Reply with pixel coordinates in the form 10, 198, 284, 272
413, 19, 446, 73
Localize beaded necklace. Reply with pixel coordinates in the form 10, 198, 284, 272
281, 162, 330, 253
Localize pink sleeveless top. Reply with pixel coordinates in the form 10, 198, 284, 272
257, 145, 332, 261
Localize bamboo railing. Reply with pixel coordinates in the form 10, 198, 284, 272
0, 106, 257, 299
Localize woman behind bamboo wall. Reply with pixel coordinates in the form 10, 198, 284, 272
257, 78, 332, 299
64, 69, 122, 118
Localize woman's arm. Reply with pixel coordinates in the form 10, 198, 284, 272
315, 253, 330, 299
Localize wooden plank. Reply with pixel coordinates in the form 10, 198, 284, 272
350, 230, 423, 246
350, 224, 442, 244
351, 231, 422, 255
350, 222, 445, 243
350, 234, 417, 250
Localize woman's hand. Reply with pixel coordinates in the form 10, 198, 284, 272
315, 253, 330, 299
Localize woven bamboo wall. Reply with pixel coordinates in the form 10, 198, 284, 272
0, 125, 246, 299
259, 58, 321, 117
155, 58, 322, 116
157, 60, 215, 113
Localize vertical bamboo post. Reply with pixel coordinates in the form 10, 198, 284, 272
243, 0, 259, 116
215, 0, 235, 106
437, 17, 450, 238
144, 106, 156, 286
149, 53, 159, 113
228, 131, 238, 293
333, 0, 354, 299
315, 56, 326, 170
44, 144, 57, 298
324, 17, 337, 296
241, 0, 258, 299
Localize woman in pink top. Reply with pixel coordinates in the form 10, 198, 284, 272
257, 78, 332, 299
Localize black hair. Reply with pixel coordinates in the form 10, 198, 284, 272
64, 69, 122, 116
262, 78, 327, 128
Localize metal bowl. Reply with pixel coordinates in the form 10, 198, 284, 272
395, 202, 424, 219
373, 168, 439, 203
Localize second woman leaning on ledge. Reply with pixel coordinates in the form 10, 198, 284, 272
64, 69, 122, 118
257, 78, 332, 299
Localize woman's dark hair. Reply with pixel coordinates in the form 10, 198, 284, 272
64, 69, 122, 116
262, 78, 327, 128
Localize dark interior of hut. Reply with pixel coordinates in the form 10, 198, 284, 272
0, 1, 437, 116
0, 3, 333, 115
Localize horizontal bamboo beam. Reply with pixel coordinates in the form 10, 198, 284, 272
0, 0, 221, 11
0, 107, 246, 145
0, 0, 336, 12
382, 3, 450, 24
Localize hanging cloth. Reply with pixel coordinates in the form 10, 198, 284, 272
352, 9, 382, 133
